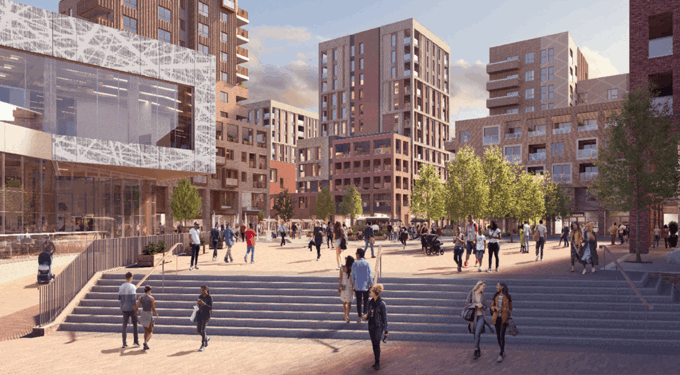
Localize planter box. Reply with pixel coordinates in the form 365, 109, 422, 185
137, 253, 172, 267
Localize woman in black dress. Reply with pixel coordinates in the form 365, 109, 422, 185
196, 284, 213, 352
363, 284, 388, 371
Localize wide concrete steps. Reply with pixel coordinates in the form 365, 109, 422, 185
59, 273, 680, 347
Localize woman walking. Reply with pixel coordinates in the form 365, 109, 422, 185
338, 255, 355, 322
490, 282, 513, 363
487, 221, 501, 273
466, 280, 494, 360
363, 284, 388, 371
223, 223, 235, 263
582, 222, 599, 274
475, 228, 487, 272
453, 227, 465, 273
399, 226, 408, 248
196, 285, 213, 352
519, 224, 525, 253
420, 225, 429, 254
333, 222, 344, 270
570, 222, 585, 273
654, 225, 661, 248
137, 285, 159, 350
663, 224, 670, 248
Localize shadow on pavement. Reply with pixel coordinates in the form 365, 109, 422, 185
308, 338, 340, 353
298, 269, 337, 274
168, 350, 196, 357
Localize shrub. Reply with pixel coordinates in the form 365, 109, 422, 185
142, 241, 168, 255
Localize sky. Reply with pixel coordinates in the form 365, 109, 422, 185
27, 0, 629, 124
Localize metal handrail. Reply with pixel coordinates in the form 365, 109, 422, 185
600, 245, 654, 311
136, 242, 183, 292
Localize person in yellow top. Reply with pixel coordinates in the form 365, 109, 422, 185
570, 222, 586, 273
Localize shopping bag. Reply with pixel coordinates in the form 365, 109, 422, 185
189, 305, 199, 322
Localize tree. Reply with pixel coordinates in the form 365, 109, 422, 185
272, 190, 296, 222
411, 164, 446, 223
170, 178, 202, 227
339, 185, 362, 225
482, 146, 518, 221
512, 171, 545, 225
445, 146, 489, 223
257, 211, 265, 222
314, 187, 335, 222
543, 177, 574, 227
591, 83, 680, 262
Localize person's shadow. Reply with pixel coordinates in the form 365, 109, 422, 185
168, 350, 195, 357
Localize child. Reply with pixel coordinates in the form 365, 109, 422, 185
475, 228, 487, 272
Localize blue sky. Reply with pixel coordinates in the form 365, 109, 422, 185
26, 0, 629, 122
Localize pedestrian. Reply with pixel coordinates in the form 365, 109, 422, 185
338, 255, 355, 323
475, 227, 487, 272
244, 223, 256, 263
664, 224, 670, 248
408, 225, 415, 240
363, 221, 376, 258
137, 285, 158, 350
570, 222, 586, 273
466, 280, 494, 360
223, 223, 235, 263
278, 222, 288, 246
363, 284, 388, 371
487, 221, 501, 273
618, 223, 626, 245
558, 224, 569, 247
240, 223, 246, 242
519, 224, 525, 253
522, 221, 531, 254
350, 248, 374, 324
326, 222, 333, 249
609, 222, 618, 246
464, 215, 478, 267
292, 223, 298, 240
453, 227, 465, 272
399, 226, 408, 248
535, 220, 547, 262
420, 225, 429, 255
490, 282, 513, 363
118, 272, 139, 348
210, 223, 220, 261
582, 222, 599, 274
189, 222, 201, 271
334, 221, 344, 270
654, 225, 661, 248
312, 222, 324, 261
196, 284, 213, 352
387, 224, 393, 241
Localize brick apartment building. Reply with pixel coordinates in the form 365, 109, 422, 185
314, 19, 451, 222
628, 1, 680, 251
58, 0, 270, 227
451, 32, 629, 232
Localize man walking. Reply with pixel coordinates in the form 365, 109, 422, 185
609, 222, 618, 246
464, 215, 478, 267
364, 222, 376, 258
278, 222, 288, 246
190, 222, 201, 270
558, 224, 570, 247
535, 220, 547, 261
351, 248, 374, 323
244, 223, 256, 263
522, 221, 531, 254
210, 223, 221, 261
619, 223, 626, 245
118, 272, 139, 348
223, 223, 235, 263
312, 222, 324, 261
387, 224, 393, 241
326, 222, 333, 249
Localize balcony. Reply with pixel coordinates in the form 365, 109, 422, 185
77, 0, 114, 18
233, 84, 248, 102
222, 0, 235, 10
413, 38, 419, 47
506, 154, 521, 164
236, 28, 249, 44
236, 46, 249, 63
248, 161, 256, 168
216, 156, 226, 165
486, 59, 520, 74
236, 65, 249, 82
193, 175, 208, 184
374, 147, 392, 155
486, 77, 519, 91
363, 167, 370, 173
483, 135, 499, 145
413, 55, 419, 64
505, 132, 522, 139
578, 148, 597, 159
236, 8, 249, 25
578, 123, 598, 132
404, 37, 411, 46
649, 36, 673, 59
405, 70, 411, 76
528, 129, 546, 137
652, 96, 673, 115
257, 141, 266, 149
553, 126, 571, 135
528, 152, 546, 161
486, 95, 519, 109
259, 163, 266, 170
553, 174, 571, 183
580, 172, 598, 181
253, 181, 266, 189
404, 53, 411, 62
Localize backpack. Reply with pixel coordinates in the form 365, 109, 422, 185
533, 228, 540, 242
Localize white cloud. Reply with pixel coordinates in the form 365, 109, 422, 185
449, 59, 489, 122
580, 47, 620, 79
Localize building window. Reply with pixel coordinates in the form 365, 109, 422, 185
607, 89, 619, 100
541, 86, 554, 99
221, 12, 228, 22
548, 67, 553, 80
221, 32, 228, 42
123, 0, 137, 9
241, 172, 247, 182
158, 6, 171, 23
123, 16, 137, 33
158, 29, 171, 43
506, 108, 519, 114
198, 2, 209, 17
360, 43, 364, 54
525, 88, 534, 99
552, 142, 564, 156
360, 58, 364, 69
359, 104, 364, 116
333, 79, 338, 90
549, 103, 554, 109
360, 74, 364, 85
392, 34, 396, 47
525, 106, 534, 112
351, 45, 355, 57
350, 61, 354, 72
198, 23, 209, 38
199, 44, 209, 54
179, 41, 186, 47
569, 49, 573, 65
221, 52, 228, 62
391, 67, 396, 78
525, 52, 535, 63
359, 89, 364, 99
460, 131, 470, 143
333, 49, 338, 61
391, 51, 396, 64
179, 19, 185, 31
649, 12, 674, 58
552, 164, 570, 182
220, 111, 228, 118
220, 92, 228, 102
221, 72, 228, 82
526, 71, 534, 81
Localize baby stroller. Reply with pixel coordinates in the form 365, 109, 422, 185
37, 240, 55, 284
423, 234, 444, 256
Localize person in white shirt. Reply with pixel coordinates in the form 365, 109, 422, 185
475, 228, 487, 272
189, 222, 201, 270
618, 224, 626, 245
487, 221, 502, 273
535, 220, 547, 262
522, 221, 530, 254
371, 223, 379, 232
464, 215, 479, 267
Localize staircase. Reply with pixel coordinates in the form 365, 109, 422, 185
59, 273, 680, 348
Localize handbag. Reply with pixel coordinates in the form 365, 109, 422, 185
189, 305, 199, 323
581, 244, 591, 263
461, 305, 475, 322
506, 317, 519, 336
340, 237, 347, 250
369, 236, 376, 245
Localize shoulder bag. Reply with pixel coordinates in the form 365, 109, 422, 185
506, 317, 519, 336
461, 304, 475, 322
340, 237, 347, 250
369, 236, 376, 245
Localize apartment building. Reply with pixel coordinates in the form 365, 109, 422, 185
317, 19, 451, 221
294, 137, 335, 221
0, 0, 212, 236
59, 0, 269, 227
245, 100, 319, 209
486, 32, 588, 115
628, 1, 680, 251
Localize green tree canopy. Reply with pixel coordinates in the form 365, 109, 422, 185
543, 178, 574, 224
170, 178, 202, 226
446, 146, 489, 222
411, 164, 446, 222
512, 171, 545, 224
314, 187, 335, 222
339, 185, 362, 225
482, 146, 518, 220
272, 190, 296, 222
591, 82, 680, 261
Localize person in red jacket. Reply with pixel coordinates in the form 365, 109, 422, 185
244, 223, 257, 263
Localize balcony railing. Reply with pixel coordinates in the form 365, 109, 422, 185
236, 46, 249, 63
413, 38, 419, 47
580, 172, 598, 181
483, 136, 499, 145
405, 70, 411, 76
578, 123, 598, 132
236, 28, 249, 43
505, 132, 522, 139
528, 130, 546, 137
216, 156, 226, 165
553, 126, 571, 135
578, 148, 598, 159
553, 174, 570, 183
257, 142, 266, 149
404, 37, 411, 45
222, 0, 235, 10
236, 65, 249, 82
193, 175, 207, 184
528, 152, 546, 161
77, 0, 114, 18
374, 167, 382, 173
253, 182, 266, 189
649, 36, 673, 59
404, 53, 411, 62
374, 147, 392, 155
652, 96, 673, 115
505, 154, 521, 164
236, 8, 249, 25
